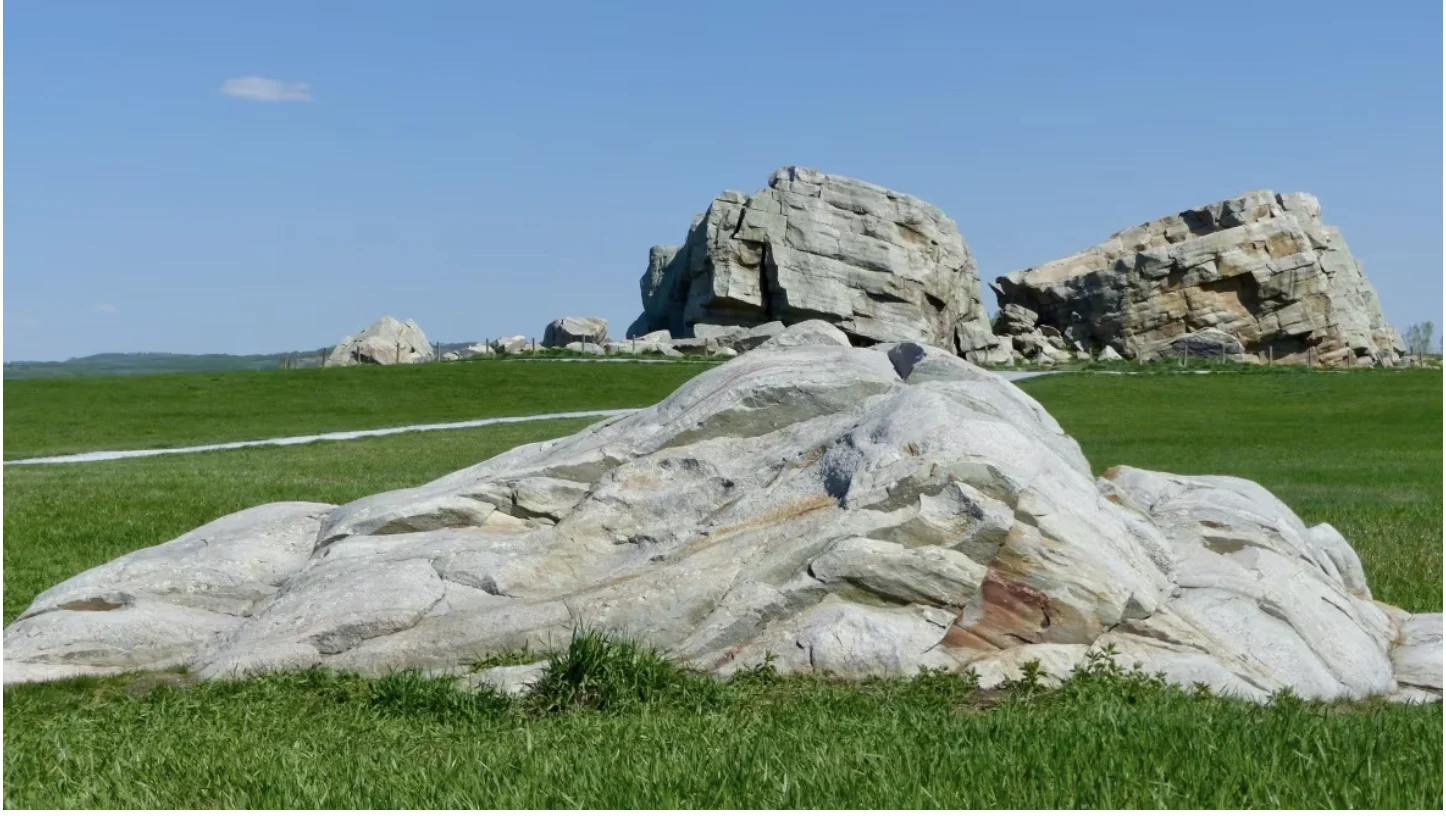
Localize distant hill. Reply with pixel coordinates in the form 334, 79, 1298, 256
3, 343, 480, 379
2, 351, 321, 379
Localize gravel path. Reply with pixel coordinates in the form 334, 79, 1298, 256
4, 409, 637, 467
5, 371, 1055, 467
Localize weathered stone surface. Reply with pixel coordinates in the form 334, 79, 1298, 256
465, 660, 549, 695
492, 335, 529, 354
563, 342, 605, 356
6, 346, 1435, 703
1146, 328, 1246, 363
544, 317, 609, 348
627, 167, 1004, 360
605, 340, 682, 357
1388, 612, 1442, 697
325, 317, 433, 366
3, 503, 333, 685
756, 319, 851, 351
462, 343, 495, 358
993, 191, 1404, 366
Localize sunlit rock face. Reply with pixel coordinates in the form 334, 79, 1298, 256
993, 191, 1404, 367
5, 339, 1436, 703
627, 167, 1008, 364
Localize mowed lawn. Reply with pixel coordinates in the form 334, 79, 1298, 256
3, 367, 1441, 808
2, 359, 711, 460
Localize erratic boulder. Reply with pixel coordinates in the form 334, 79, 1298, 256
493, 335, 529, 354
993, 191, 1404, 366
544, 317, 609, 348
324, 317, 433, 366
626, 166, 1007, 363
5, 342, 1437, 703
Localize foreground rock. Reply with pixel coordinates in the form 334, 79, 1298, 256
543, 317, 609, 348
626, 166, 1007, 363
324, 317, 434, 366
993, 191, 1404, 366
5, 339, 1437, 702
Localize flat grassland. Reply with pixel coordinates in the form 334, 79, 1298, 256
3, 367, 1441, 808
2, 359, 710, 460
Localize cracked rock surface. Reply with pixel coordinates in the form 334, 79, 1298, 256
5, 338, 1437, 702
993, 191, 1404, 366
324, 316, 433, 367
626, 166, 1007, 363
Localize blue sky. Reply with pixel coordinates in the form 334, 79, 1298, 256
4, 0, 1441, 361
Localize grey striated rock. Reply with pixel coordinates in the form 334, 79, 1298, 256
563, 342, 605, 356
993, 191, 1404, 366
1147, 328, 1246, 363
5, 346, 1436, 702
325, 317, 434, 366
544, 317, 609, 348
492, 335, 529, 354
756, 319, 851, 351
605, 340, 682, 357
464, 660, 550, 695
626, 167, 1004, 360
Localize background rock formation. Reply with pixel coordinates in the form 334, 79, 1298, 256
543, 317, 609, 348
627, 167, 1007, 363
324, 317, 433, 367
7, 338, 1438, 702
993, 191, 1404, 366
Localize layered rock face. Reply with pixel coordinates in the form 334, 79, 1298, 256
627, 167, 1007, 363
6, 337, 1438, 702
993, 191, 1404, 366
324, 317, 433, 366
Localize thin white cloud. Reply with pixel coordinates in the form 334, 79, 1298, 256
220, 76, 311, 102
96, 304, 116, 313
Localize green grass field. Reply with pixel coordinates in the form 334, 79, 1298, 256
2, 359, 710, 460
3, 367, 1441, 808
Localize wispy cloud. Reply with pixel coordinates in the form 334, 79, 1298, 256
220, 76, 311, 102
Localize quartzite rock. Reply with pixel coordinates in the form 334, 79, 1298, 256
627, 167, 1006, 362
6, 342, 1436, 703
993, 191, 1404, 366
324, 317, 434, 366
543, 317, 609, 348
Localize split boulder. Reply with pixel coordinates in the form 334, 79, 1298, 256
626, 166, 1006, 362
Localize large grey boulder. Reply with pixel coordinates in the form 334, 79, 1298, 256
993, 191, 1404, 367
543, 317, 609, 348
492, 335, 529, 354
626, 167, 1006, 361
5, 346, 1437, 703
324, 317, 434, 366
